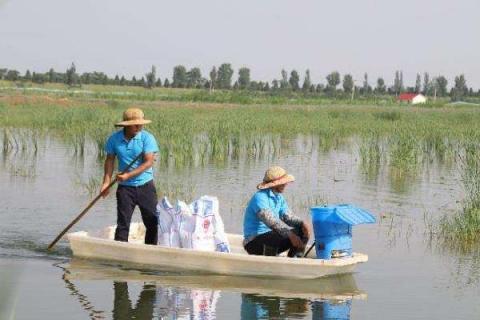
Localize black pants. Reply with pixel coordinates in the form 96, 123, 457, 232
115, 180, 158, 245
244, 226, 308, 257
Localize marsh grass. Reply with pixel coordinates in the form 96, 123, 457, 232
374, 111, 401, 121
439, 146, 480, 247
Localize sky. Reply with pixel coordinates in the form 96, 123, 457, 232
0, 0, 479, 88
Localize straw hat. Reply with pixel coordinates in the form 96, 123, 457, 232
115, 108, 152, 127
257, 166, 295, 190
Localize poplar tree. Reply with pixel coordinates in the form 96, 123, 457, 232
362, 73, 370, 95
289, 70, 300, 91
24, 70, 32, 81
302, 70, 311, 92
145, 65, 156, 89
186, 67, 202, 88
209, 66, 217, 91
280, 70, 289, 90
172, 65, 187, 88
343, 74, 354, 94
65, 63, 79, 87
453, 74, 468, 100
423, 72, 430, 95
415, 73, 421, 93
326, 71, 340, 93
217, 63, 234, 89
435, 76, 448, 97
375, 77, 386, 94
238, 67, 250, 90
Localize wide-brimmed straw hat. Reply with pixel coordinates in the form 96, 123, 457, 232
257, 166, 295, 190
115, 108, 152, 127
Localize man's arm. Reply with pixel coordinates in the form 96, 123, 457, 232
257, 209, 291, 238
281, 210, 310, 241
254, 209, 305, 249
116, 152, 156, 182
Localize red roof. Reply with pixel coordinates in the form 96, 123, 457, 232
398, 93, 418, 101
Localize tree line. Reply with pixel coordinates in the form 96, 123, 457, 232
0, 63, 478, 100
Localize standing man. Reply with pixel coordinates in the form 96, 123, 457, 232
101, 107, 159, 245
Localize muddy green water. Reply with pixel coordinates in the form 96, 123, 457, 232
1, 135, 479, 319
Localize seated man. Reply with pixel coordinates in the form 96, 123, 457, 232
243, 166, 310, 257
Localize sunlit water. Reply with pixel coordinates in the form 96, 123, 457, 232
1, 135, 479, 319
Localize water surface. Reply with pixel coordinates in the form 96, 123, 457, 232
1, 135, 479, 319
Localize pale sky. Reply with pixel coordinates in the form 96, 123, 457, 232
1, 0, 479, 88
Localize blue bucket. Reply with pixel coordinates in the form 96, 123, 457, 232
311, 205, 375, 259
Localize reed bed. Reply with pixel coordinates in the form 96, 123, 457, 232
439, 145, 480, 248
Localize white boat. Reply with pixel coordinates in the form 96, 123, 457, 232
67, 223, 368, 279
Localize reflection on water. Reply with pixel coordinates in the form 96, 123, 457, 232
113, 282, 156, 320
241, 293, 352, 320
59, 259, 364, 320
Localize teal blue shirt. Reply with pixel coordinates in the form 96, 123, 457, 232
105, 129, 159, 187
243, 189, 289, 239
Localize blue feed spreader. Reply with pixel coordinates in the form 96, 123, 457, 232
311, 204, 376, 259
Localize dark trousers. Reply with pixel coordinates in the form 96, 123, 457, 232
115, 180, 158, 245
244, 226, 308, 257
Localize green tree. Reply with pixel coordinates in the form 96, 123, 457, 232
172, 65, 187, 88
289, 70, 300, 91
145, 65, 156, 89
24, 70, 32, 81
238, 67, 250, 90
362, 73, 371, 95
32, 72, 46, 84
326, 71, 341, 93
217, 63, 234, 89
155, 78, 162, 87
435, 76, 448, 97
120, 76, 127, 86
393, 70, 403, 95
65, 62, 79, 86
302, 70, 311, 92
343, 74, 354, 94
375, 77, 386, 94
280, 69, 289, 90
423, 72, 430, 95
415, 73, 421, 93
6, 70, 20, 81
209, 66, 217, 91
186, 67, 202, 88
164, 78, 170, 88
48, 68, 56, 83
0, 68, 7, 80
272, 80, 279, 90
452, 74, 468, 101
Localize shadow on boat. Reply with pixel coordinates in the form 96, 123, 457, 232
58, 258, 367, 319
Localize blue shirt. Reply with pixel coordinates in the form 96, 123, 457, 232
243, 189, 289, 239
105, 129, 159, 186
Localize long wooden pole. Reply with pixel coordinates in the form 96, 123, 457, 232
47, 152, 143, 250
